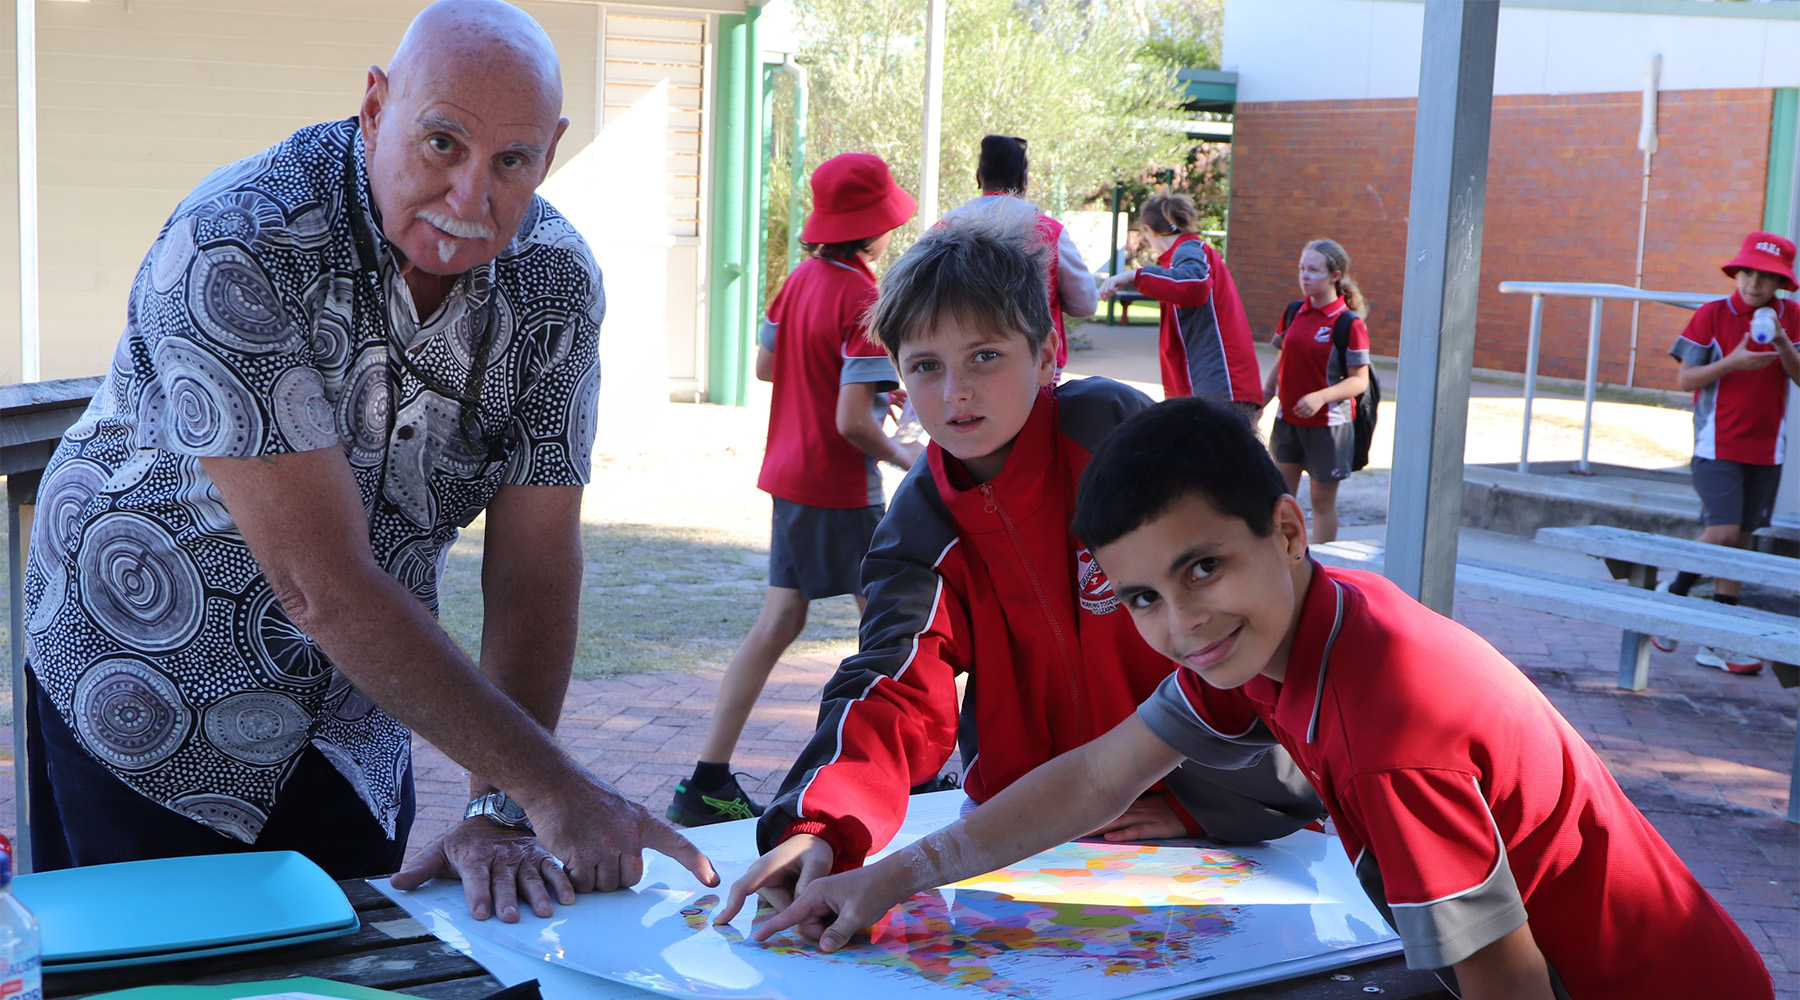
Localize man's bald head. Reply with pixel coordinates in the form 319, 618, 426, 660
387, 0, 563, 115
360, 0, 571, 279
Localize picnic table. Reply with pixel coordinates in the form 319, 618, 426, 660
46, 880, 1451, 1000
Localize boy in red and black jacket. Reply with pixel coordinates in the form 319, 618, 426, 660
718, 200, 1320, 916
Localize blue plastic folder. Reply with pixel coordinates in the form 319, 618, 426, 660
15, 851, 359, 968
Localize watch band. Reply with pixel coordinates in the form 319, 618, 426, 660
466, 791, 532, 831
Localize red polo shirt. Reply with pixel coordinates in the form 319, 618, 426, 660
1272, 297, 1370, 427
1138, 564, 1770, 995
757, 256, 898, 508
1670, 293, 1794, 465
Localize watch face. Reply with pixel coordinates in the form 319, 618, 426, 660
494, 798, 528, 825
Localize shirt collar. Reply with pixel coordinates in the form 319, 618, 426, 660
1157, 232, 1201, 267
1240, 560, 1347, 743
824, 256, 875, 282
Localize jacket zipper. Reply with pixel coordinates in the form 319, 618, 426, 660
978, 483, 1090, 741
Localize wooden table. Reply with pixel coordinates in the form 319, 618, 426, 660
48, 880, 1449, 1000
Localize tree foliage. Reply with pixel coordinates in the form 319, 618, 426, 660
763, 0, 1192, 290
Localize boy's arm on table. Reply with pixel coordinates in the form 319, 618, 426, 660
1134, 243, 1213, 309
837, 381, 918, 469
724, 503, 971, 917
1452, 925, 1557, 1000
750, 714, 1187, 950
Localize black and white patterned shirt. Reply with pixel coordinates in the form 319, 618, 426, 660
23, 118, 603, 842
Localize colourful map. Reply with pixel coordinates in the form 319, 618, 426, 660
378, 793, 1401, 1000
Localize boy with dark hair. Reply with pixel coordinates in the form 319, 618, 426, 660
667, 153, 920, 826
758, 396, 1772, 999
1655, 231, 1800, 674
718, 203, 1321, 916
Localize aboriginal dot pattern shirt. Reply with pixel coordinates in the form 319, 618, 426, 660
23, 118, 604, 842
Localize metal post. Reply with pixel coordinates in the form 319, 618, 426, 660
705, 14, 749, 406
1383, 0, 1499, 613
8, 475, 36, 872
918, 0, 947, 226
17, 0, 39, 382
1518, 293, 1543, 474
786, 59, 808, 274
1580, 297, 1602, 474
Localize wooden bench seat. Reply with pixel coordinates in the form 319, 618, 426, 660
1535, 525, 1800, 592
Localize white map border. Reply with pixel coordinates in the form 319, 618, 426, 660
374, 792, 1401, 1000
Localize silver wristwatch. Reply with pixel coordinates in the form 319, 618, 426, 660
466, 792, 532, 831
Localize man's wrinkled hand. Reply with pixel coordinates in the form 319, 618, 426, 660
714, 833, 836, 925
1090, 793, 1189, 842
390, 818, 575, 923
529, 784, 719, 894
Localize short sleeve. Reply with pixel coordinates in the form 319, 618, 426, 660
1137, 670, 1275, 769
839, 281, 897, 388
502, 250, 604, 487
1345, 316, 1371, 368
760, 280, 791, 353
1271, 307, 1290, 347
1670, 310, 1716, 366
131, 214, 339, 458
1340, 768, 1527, 970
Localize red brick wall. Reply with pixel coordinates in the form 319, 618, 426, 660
1227, 89, 1773, 391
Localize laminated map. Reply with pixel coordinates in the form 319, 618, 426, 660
378, 792, 1400, 1000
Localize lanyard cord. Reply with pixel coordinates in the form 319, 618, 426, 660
340, 135, 507, 456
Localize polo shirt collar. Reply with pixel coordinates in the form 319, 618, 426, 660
1158, 232, 1202, 267
824, 256, 875, 282
1302, 296, 1348, 320
1240, 560, 1346, 744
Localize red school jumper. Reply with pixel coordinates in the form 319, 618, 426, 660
1134, 233, 1262, 404
755, 378, 1323, 866
1137, 564, 1771, 996
757, 255, 898, 508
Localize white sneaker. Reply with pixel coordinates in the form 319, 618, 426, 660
1649, 579, 1676, 652
1695, 646, 1762, 675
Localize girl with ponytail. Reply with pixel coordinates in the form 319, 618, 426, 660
1260, 238, 1372, 544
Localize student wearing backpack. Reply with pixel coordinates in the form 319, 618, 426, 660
1261, 239, 1371, 544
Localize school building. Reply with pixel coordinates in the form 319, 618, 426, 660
0, 0, 787, 411
1221, 0, 1800, 394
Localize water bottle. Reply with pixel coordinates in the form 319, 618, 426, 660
0, 844, 41, 1000
1750, 307, 1778, 345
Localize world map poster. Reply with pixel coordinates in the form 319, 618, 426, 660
377, 792, 1400, 1000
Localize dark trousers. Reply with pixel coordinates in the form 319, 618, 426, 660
27, 669, 415, 879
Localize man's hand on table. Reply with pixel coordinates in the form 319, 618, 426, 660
392, 819, 574, 923
714, 833, 837, 922
393, 781, 719, 922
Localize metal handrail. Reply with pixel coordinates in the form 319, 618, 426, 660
1495, 281, 1722, 474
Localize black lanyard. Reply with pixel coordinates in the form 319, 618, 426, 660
340, 134, 517, 464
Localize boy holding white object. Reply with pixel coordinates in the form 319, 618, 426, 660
756, 397, 1771, 1000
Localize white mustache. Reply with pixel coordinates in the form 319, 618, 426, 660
417, 210, 495, 240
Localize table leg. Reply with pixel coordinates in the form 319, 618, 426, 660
1616, 562, 1655, 692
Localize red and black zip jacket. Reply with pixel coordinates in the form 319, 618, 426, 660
1136, 234, 1263, 405
757, 377, 1322, 868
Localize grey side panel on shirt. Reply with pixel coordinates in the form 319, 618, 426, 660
1136, 673, 1325, 841
1054, 377, 1154, 455
840, 353, 899, 390
759, 318, 779, 352
1354, 834, 1530, 971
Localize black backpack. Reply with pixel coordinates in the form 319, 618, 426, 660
1280, 301, 1380, 472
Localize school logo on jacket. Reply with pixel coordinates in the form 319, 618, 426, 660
1076, 546, 1120, 615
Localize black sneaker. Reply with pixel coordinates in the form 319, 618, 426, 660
666, 773, 765, 827
910, 772, 961, 795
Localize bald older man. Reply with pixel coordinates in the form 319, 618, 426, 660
22, 0, 713, 922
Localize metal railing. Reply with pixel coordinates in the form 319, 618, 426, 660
0, 376, 100, 871
1496, 281, 1719, 474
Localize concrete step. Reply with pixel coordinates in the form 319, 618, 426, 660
1461, 462, 1696, 538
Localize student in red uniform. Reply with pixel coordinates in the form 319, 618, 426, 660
714, 202, 1322, 918
1655, 232, 1800, 674
1261, 239, 1371, 544
941, 134, 1098, 372
759, 397, 1773, 1000
1097, 193, 1260, 413
668, 153, 921, 827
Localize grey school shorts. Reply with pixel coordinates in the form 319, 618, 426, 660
1691, 457, 1782, 530
769, 497, 884, 600
1270, 418, 1355, 482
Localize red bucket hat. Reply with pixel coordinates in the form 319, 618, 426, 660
1722, 231, 1797, 291
800, 153, 917, 245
